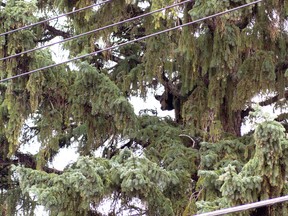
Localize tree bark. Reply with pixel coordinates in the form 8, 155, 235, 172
220, 97, 242, 137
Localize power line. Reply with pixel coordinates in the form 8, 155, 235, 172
0, 0, 191, 61
0, 0, 262, 83
0, 0, 112, 37
194, 195, 288, 216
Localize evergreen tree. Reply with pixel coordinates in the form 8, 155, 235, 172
0, 0, 288, 215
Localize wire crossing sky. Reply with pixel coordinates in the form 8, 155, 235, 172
0, 0, 262, 83
0, 0, 191, 61
0, 0, 112, 37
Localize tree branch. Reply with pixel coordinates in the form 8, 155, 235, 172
45, 24, 71, 38
37, 35, 56, 43
241, 89, 288, 119
241, 60, 288, 119
275, 113, 288, 122
15, 152, 62, 174
259, 90, 288, 107
35, 24, 71, 43
0, 151, 62, 183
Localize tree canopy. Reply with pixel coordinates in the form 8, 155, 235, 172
1, 0, 288, 215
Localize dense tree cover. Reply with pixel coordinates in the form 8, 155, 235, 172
1, 0, 288, 215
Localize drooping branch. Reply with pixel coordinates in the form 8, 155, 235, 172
20, 122, 79, 162
204, 2, 258, 32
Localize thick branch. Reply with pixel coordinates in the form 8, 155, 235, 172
275, 113, 288, 122
6, 152, 62, 174
45, 24, 71, 38
104, 137, 152, 159
37, 35, 56, 43
259, 90, 288, 107
205, 3, 258, 32
241, 60, 288, 119
16, 152, 62, 174
241, 89, 288, 119
36, 24, 71, 43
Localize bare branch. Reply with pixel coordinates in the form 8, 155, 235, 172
274, 113, 288, 122
44, 24, 71, 38
179, 134, 196, 147
259, 91, 288, 107
241, 89, 288, 119
35, 24, 71, 43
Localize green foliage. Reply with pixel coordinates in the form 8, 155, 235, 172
13, 156, 111, 216
14, 149, 180, 216
1, 0, 288, 215
0, 186, 36, 216
197, 121, 288, 215
235, 51, 276, 108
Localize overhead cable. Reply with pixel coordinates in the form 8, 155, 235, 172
0, 0, 262, 83
0, 0, 112, 37
0, 0, 191, 61
195, 195, 288, 216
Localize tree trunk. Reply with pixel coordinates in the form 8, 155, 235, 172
220, 98, 242, 137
